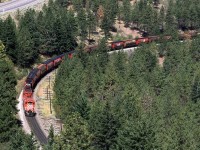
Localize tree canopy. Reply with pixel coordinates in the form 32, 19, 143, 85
53, 38, 200, 149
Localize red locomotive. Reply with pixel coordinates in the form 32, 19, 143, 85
23, 52, 74, 117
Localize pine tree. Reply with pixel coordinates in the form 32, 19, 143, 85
72, 0, 83, 11
94, 38, 109, 72
163, 42, 191, 75
54, 56, 84, 118
117, 116, 157, 150
190, 37, 200, 62
89, 101, 120, 150
10, 130, 36, 150
189, 2, 198, 29
130, 4, 139, 28
149, 66, 166, 96
100, 55, 122, 103
165, 0, 178, 38
54, 113, 91, 150
87, 10, 96, 42
122, 0, 131, 26
101, 0, 118, 36
60, 10, 78, 52
101, 12, 112, 37
16, 27, 36, 67
1, 16, 17, 62
112, 51, 127, 79
19, 9, 40, 55
77, 8, 88, 40
38, 3, 58, 54
191, 73, 200, 103
74, 93, 90, 120
128, 44, 157, 82
151, 9, 160, 35
45, 125, 54, 150
0, 60, 17, 143
141, 3, 154, 34
159, 6, 165, 33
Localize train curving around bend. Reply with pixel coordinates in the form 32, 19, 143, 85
23, 52, 73, 117
23, 31, 198, 117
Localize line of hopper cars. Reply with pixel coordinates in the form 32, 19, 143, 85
108, 35, 187, 50
23, 52, 73, 116
86, 31, 198, 51
109, 31, 198, 50
85, 36, 171, 52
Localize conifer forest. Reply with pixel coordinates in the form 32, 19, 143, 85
0, 0, 200, 149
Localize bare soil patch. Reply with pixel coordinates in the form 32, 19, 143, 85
112, 20, 142, 39
16, 77, 26, 97
158, 56, 165, 67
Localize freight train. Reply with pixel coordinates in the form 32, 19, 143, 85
86, 31, 198, 51
23, 52, 73, 116
23, 31, 198, 117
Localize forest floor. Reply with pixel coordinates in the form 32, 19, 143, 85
112, 20, 142, 39
87, 20, 142, 46
158, 56, 165, 67
16, 77, 26, 97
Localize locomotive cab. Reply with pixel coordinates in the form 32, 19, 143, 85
24, 98, 35, 117
23, 83, 33, 98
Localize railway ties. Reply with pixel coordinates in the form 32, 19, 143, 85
26, 117, 48, 145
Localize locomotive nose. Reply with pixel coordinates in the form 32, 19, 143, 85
27, 102, 33, 109
24, 100, 35, 116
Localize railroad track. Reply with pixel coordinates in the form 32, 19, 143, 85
26, 116, 48, 145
